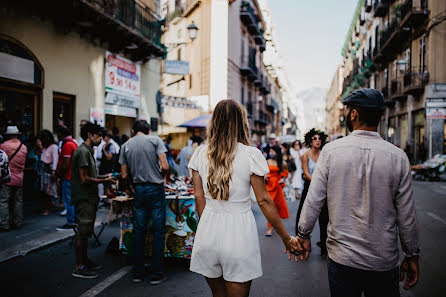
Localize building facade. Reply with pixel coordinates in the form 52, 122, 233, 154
339, 0, 445, 163
325, 65, 345, 138
1, 0, 165, 140
160, 0, 295, 142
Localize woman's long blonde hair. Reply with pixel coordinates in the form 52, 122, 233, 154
206, 99, 251, 200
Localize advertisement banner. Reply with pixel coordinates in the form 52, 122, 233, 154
105, 51, 141, 100
164, 60, 190, 75
427, 108, 446, 119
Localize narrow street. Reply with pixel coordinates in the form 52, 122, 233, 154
1, 181, 445, 297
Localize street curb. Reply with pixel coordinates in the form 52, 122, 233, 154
0, 219, 107, 264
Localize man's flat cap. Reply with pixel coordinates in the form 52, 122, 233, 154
342, 88, 384, 110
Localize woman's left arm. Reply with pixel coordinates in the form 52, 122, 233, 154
192, 170, 206, 218
51, 145, 58, 171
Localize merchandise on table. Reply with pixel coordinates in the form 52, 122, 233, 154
118, 177, 198, 259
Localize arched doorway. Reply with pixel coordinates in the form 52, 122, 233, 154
0, 34, 43, 140
0, 34, 44, 204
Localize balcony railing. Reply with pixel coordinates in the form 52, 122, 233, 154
403, 67, 429, 94
83, 0, 165, 59
374, 0, 388, 17
254, 110, 270, 125
240, 48, 258, 80
400, 0, 429, 31
390, 79, 406, 100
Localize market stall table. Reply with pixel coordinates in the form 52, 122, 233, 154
107, 184, 198, 259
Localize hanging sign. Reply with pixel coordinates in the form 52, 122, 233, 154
164, 60, 190, 75
105, 51, 141, 99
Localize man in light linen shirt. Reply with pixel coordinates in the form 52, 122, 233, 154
296, 89, 420, 297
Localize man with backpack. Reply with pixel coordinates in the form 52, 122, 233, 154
0, 126, 28, 231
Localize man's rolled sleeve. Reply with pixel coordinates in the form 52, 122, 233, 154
396, 156, 421, 256
118, 143, 127, 165
297, 149, 329, 238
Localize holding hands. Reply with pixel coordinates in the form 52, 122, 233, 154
283, 236, 311, 262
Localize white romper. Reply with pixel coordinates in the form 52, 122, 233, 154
188, 143, 269, 282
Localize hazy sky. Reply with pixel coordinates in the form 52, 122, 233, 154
269, 0, 358, 93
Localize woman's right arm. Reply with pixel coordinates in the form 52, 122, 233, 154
302, 153, 311, 181
192, 170, 206, 218
251, 174, 296, 252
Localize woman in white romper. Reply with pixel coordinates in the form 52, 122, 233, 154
188, 100, 300, 297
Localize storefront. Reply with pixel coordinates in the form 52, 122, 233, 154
0, 34, 43, 143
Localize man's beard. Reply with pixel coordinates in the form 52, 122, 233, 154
346, 111, 353, 132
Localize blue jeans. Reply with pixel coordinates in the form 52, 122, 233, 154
61, 179, 76, 226
133, 183, 166, 277
327, 257, 400, 297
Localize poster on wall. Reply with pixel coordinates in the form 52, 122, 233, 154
90, 107, 105, 127
105, 51, 141, 108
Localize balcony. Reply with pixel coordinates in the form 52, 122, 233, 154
254, 110, 270, 125
254, 28, 266, 52
374, 0, 388, 17
240, 1, 257, 27
260, 80, 270, 95
240, 48, 258, 81
365, 0, 372, 12
390, 79, 406, 100
379, 19, 411, 63
266, 98, 279, 112
400, 0, 429, 32
403, 68, 429, 95
6, 0, 166, 61
79, 0, 165, 59
246, 101, 253, 116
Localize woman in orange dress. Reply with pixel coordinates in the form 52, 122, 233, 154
265, 145, 289, 236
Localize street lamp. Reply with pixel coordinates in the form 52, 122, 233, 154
187, 21, 199, 41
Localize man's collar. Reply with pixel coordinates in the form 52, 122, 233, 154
81, 142, 94, 153
351, 130, 381, 138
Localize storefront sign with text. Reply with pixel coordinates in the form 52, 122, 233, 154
105, 51, 140, 100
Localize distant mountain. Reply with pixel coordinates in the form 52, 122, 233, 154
290, 87, 328, 136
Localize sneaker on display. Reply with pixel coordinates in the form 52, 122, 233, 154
60, 209, 67, 216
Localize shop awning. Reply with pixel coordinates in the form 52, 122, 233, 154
178, 114, 212, 128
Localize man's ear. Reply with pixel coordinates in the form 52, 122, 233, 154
351, 109, 359, 121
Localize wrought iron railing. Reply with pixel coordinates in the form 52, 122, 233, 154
88, 0, 163, 46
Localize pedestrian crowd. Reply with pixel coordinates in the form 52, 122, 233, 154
0, 88, 421, 297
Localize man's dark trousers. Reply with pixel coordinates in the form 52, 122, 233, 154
328, 257, 400, 297
133, 183, 166, 277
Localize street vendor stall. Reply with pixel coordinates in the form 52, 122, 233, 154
108, 177, 198, 259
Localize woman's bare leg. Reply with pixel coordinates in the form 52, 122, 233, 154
205, 277, 227, 297
225, 280, 252, 297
